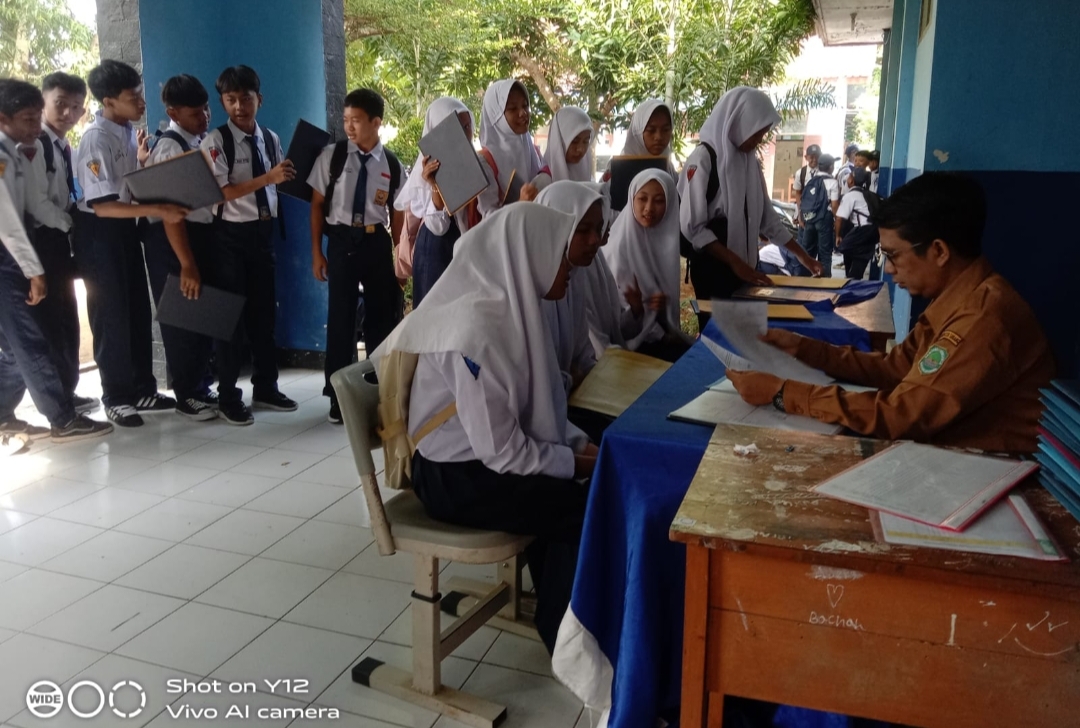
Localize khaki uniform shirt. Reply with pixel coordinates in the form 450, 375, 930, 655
783, 257, 1055, 454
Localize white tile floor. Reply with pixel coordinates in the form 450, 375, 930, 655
1, 369, 594, 728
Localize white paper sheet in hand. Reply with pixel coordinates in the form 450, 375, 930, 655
709, 300, 833, 385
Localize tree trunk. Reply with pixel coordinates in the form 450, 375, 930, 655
511, 51, 561, 113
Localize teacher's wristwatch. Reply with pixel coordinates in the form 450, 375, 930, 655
772, 385, 786, 413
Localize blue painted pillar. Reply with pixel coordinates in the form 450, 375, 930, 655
138, 0, 345, 361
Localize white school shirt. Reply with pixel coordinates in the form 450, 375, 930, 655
474, 155, 502, 219
792, 163, 816, 193
409, 351, 577, 479
0, 132, 44, 277
20, 140, 72, 232
39, 124, 75, 216
75, 111, 138, 212
809, 170, 840, 203
146, 121, 213, 225
870, 170, 879, 194
201, 120, 284, 223
836, 187, 872, 227
307, 140, 403, 228
678, 144, 793, 255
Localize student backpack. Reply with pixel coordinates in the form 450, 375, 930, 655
37, 131, 56, 174
799, 174, 832, 222
153, 128, 191, 153
321, 140, 402, 224
838, 187, 882, 254
678, 141, 722, 261
213, 123, 286, 237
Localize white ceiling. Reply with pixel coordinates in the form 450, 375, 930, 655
813, 0, 894, 45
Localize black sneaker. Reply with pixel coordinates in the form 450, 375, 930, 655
198, 391, 220, 410
0, 417, 51, 440
52, 414, 114, 443
105, 404, 144, 428
135, 393, 177, 413
73, 395, 101, 414
252, 391, 298, 412
219, 400, 254, 426
176, 397, 219, 421
328, 400, 342, 425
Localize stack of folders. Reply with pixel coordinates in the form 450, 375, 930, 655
1035, 381, 1080, 519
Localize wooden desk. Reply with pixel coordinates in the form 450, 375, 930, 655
670, 424, 1080, 728
835, 283, 894, 353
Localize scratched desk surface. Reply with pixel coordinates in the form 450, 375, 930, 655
669, 424, 1080, 600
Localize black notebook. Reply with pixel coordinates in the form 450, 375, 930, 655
278, 119, 332, 201
125, 151, 224, 211
609, 155, 672, 211
155, 274, 245, 341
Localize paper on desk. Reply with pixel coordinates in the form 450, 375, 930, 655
877, 494, 1065, 561
813, 441, 1039, 531
708, 377, 876, 395
668, 389, 842, 435
707, 300, 834, 385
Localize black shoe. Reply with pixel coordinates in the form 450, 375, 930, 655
0, 417, 52, 440
252, 391, 298, 412
73, 395, 101, 414
135, 393, 177, 414
328, 400, 342, 424
218, 400, 254, 426
52, 414, 114, 443
198, 391, 220, 410
176, 397, 219, 422
105, 404, 144, 428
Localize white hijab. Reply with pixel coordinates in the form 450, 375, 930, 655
535, 181, 604, 383
395, 97, 473, 218
606, 169, 681, 349
542, 107, 594, 183
697, 86, 781, 267
479, 80, 541, 197
579, 182, 626, 355
373, 204, 575, 446
621, 99, 677, 178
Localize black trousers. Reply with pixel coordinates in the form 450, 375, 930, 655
411, 452, 589, 654
323, 224, 396, 399
141, 220, 214, 400
206, 219, 279, 404
73, 212, 158, 407
30, 225, 80, 398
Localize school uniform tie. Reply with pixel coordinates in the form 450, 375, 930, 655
351, 152, 371, 227
246, 135, 271, 220
58, 141, 75, 203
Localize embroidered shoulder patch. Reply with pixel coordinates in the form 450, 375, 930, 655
209, 148, 221, 163
0, 160, 5, 178
686, 165, 697, 181
462, 356, 481, 380
87, 159, 101, 178
939, 330, 963, 347
918, 345, 949, 375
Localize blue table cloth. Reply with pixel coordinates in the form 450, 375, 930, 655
553, 313, 873, 728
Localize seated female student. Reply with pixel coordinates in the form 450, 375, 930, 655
374, 204, 598, 655
395, 97, 477, 307
606, 169, 692, 362
579, 182, 636, 357
477, 80, 541, 216
602, 99, 677, 181
536, 182, 605, 392
533, 107, 594, 191
678, 87, 823, 306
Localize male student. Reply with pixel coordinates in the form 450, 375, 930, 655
74, 60, 188, 427
141, 74, 218, 421
308, 88, 404, 424
200, 65, 297, 426
728, 172, 1055, 455
789, 143, 820, 275
798, 153, 840, 277
835, 143, 859, 189
28, 72, 94, 415
0, 78, 111, 443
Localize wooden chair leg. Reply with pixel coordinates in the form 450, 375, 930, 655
496, 556, 522, 620
412, 554, 441, 696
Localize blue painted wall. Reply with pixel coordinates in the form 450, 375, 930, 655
139, 0, 332, 353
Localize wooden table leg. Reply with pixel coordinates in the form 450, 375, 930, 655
681, 544, 712, 728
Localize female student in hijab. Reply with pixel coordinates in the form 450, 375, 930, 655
373, 204, 597, 655
535, 181, 606, 392
533, 107, 594, 190
678, 86, 823, 304
477, 79, 541, 217
602, 99, 677, 181
606, 169, 691, 362
395, 97, 476, 307
578, 182, 634, 357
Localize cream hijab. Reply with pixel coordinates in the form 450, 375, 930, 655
373, 204, 576, 446
479, 80, 541, 197
542, 107, 594, 183
697, 86, 781, 267
621, 99, 677, 178
395, 97, 473, 218
606, 169, 681, 349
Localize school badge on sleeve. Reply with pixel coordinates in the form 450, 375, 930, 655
209, 148, 221, 163
0, 160, 6, 178
686, 165, 697, 181
87, 159, 101, 178
918, 345, 949, 375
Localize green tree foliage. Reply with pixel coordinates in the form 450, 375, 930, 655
0, 0, 95, 82
345, 0, 834, 155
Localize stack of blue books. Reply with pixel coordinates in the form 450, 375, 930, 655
1036, 381, 1080, 518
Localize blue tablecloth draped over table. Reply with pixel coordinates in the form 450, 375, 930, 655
554, 309, 876, 728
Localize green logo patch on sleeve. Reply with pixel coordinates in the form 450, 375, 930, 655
918, 345, 949, 375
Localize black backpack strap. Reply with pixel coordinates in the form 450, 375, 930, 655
37, 131, 55, 174
157, 129, 191, 152
322, 140, 350, 220
214, 125, 234, 222
702, 142, 720, 204
384, 148, 402, 213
